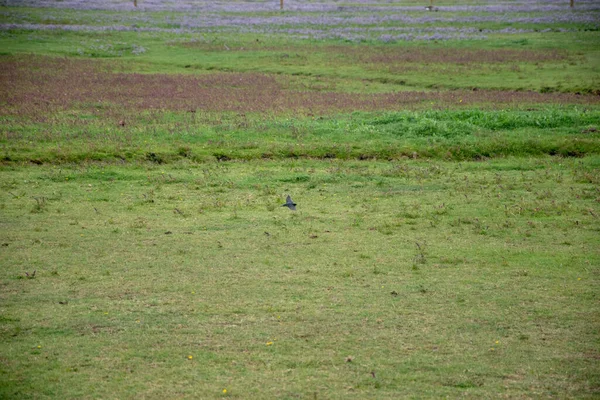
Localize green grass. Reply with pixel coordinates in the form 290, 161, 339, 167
1, 1, 600, 398
1, 28, 599, 93
3, 107, 600, 164
1, 158, 599, 398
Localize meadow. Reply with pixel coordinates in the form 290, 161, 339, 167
1, 0, 599, 398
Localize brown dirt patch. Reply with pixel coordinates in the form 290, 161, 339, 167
361, 47, 569, 64
176, 41, 570, 65
1, 55, 596, 119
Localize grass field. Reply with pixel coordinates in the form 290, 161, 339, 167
1, 1, 600, 398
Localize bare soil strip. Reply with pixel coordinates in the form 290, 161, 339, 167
1, 56, 597, 118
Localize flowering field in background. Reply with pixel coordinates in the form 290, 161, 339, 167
1, 0, 599, 41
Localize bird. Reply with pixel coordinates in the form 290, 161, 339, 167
282, 195, 297, 210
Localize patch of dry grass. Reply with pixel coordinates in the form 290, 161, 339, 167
2, 56, 597, 120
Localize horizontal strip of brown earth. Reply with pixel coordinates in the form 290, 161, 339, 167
1, 56, 598, 118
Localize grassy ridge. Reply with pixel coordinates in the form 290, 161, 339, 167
3, 107, 599, 163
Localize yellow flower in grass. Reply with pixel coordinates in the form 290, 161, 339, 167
266, 341, 274, 346
187, 355, 193, 360
222, 389, 227, 394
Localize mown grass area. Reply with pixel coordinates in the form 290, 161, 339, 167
1, 157, 599, 398
1, 1, 600, 398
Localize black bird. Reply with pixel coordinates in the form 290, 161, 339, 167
282, 195, 297, 210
